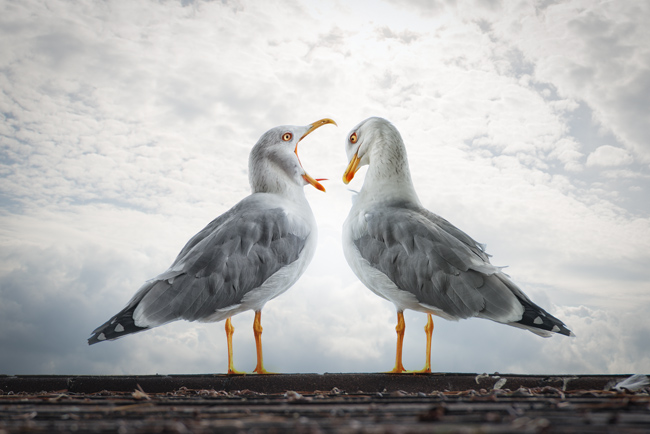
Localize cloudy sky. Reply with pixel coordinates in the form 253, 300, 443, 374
1, 0, 649, 376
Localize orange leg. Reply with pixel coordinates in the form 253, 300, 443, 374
225, 318, 245, 375
414, 314, 434, 373
388, 311, 407, 373
252, 310, 272, 374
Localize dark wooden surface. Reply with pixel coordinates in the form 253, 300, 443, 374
0, 372, 634, 394
1, 374, 649, 433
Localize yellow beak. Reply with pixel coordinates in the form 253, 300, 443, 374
302, 173, 326, 192
299, 118, 337, 141
342, 152, 361, 185
296, 118, 337, 192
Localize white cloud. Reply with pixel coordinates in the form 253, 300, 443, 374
586, 145, 634, 167
483, 0, 650, 162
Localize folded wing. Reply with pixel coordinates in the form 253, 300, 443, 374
88, 198, 308, 344
353, 201, 571, 336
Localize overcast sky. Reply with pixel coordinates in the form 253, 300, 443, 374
1, 0, 649, 376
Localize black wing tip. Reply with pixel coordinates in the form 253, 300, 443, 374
513, 316, 575, 338
87, 333, 106, 346
87, 322, 149, 345
516, 298, 574, 337
87, 307, 149, 345
551, 323, 575, 337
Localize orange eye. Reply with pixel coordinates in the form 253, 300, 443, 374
282, 132, 293, 141
350, 132, 358, 143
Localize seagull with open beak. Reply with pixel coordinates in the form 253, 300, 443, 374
89, 118, 336, 375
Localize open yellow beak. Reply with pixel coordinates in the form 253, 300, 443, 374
296, 118, 337, 193
342, 152, 361, 185
302, 173, 326, 192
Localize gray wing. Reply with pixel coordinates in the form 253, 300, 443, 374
135, 201, 307, 325
354, 202, 524, 322
89, 198, 307, 344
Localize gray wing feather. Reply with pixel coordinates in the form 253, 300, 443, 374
354, 202, 522, 321
129, 200, 307, 326
419, 209, 491, 263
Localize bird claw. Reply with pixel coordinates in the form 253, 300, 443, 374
253, 367, 277, 375
410, 366, 432, 374
386, 365, 407, 374
385, 364, 432, 374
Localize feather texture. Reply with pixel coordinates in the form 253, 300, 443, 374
342, 117, 573, 338
88, 196, 311, 343
87, 119, 336, 347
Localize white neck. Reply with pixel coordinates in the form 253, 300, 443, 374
249, 150, 307, 199
358, 140, 421, 206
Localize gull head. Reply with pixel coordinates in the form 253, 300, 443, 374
343, 117, 404, 185
249, 118, 336, 194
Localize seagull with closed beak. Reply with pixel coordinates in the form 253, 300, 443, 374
89, 118, 336, 374
342, 117, 573, 373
